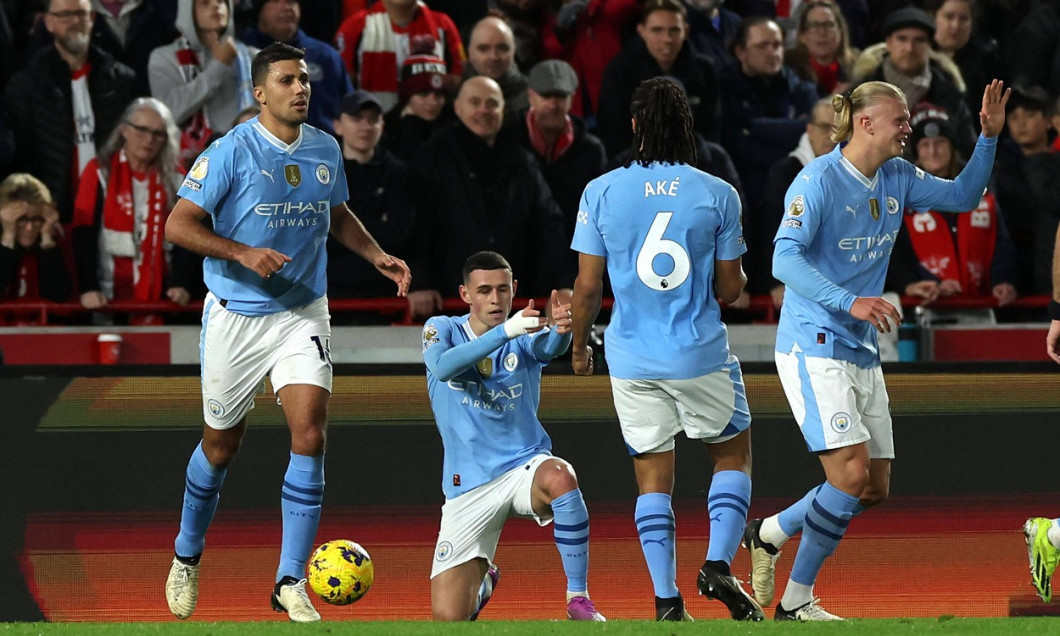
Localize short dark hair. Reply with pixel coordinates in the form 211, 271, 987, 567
462, 251, 512, 284
627, 77, 697, 167
730, 15, 778, 55
640, 0, 686, 24
251, 42, 306, 87
1007, 84, 1050, 114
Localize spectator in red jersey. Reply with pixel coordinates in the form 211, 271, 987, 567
0, 173, 71, 311
70, 97, 198, 324
539, 0, 642, 126
335, 0, 466, 113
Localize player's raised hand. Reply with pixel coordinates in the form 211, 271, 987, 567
979, 79, 1011, 138
571, 344, 594, 376
504, 299, 546, 338
238, 246, 291, 279
372, 253, 412, 297
549, 289, 573, 335
849, 296, 902, 334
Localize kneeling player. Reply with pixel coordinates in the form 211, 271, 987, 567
423, 251, 605, 622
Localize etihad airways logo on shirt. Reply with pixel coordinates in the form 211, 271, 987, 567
837, 229, 899, 263
254, 200, 330, 217
446, 378, 522, 412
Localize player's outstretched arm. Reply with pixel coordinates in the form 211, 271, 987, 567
166, 198, 290, 278
571, 253, 605, 376
979, 79, 1011, 139
330, 203, 411, 296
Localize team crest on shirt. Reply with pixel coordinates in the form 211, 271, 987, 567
476, 358, 493, 378
207, 399, 226, 418
285, 164, 302, 187
435, 541, 454, 562
831, 412, 852, 434
189, 156, 209, 180
869, 198, 880, 220
788, 195, 805, 217
886, 196, 900, 215
315, 164, 330, 185
504, 352, 518, 372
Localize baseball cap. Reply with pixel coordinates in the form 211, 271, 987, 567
882, 7, 935, 39
340, 90, 383, 116
528, 59, 578, 96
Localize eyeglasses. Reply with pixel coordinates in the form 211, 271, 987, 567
48, 9, 93, 21
16, 216, 45, 226
126, 122, 168, 141
805, 20, 838, 31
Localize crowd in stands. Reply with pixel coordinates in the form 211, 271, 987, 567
0, 0, 1058, 325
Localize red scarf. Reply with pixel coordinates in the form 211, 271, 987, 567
175, 38, 213, 169
73, 151, 169, 301
525, 109, 575, 164
809, 57, 841, 95
903, 192, 999, 296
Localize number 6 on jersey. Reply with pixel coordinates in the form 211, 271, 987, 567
636, 212, 690, 291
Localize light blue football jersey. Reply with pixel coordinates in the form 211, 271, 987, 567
774, 135, 997, 367
423, 315, 557, 499
178, 118, 349, 315
571, 162, 746, 380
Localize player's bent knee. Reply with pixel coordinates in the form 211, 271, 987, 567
291, 425, 326, 456
536, 461, 579, 499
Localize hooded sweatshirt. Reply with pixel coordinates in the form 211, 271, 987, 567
147, 0, 254, 150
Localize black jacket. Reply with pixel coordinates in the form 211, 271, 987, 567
509, 112, 607, 240
3, 46, 137, 222
951, 35, 1005, 131
410, 123, 574, 297
327, 148, 419, 299
596, 36, 719, 158
1008, 3, 1060, 97
719, 65, 817, 211
26, 0, 176, 95
0, 244, 71, 304
992, 141, 1060, 295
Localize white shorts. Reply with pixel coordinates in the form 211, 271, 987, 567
610, 356, 751, 455
774, 348, 894, 458
430, 454, 554, 579
200, 293, 332, 430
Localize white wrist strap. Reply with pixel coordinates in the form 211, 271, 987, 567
503, 314, 540, 338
